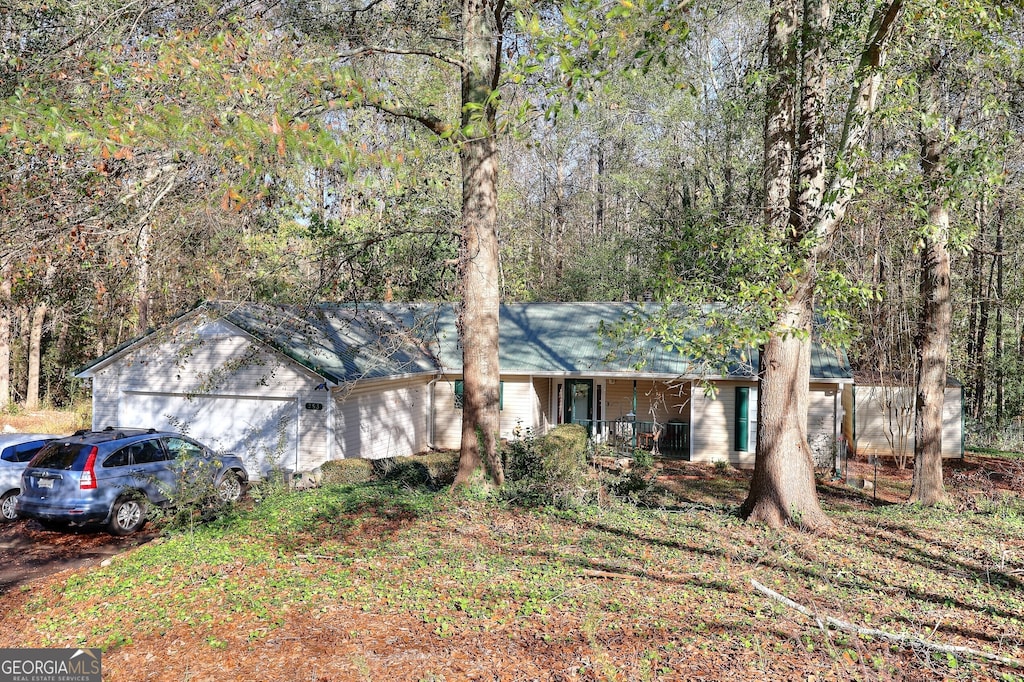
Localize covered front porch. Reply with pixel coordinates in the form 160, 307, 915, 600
534, 376, 692, 458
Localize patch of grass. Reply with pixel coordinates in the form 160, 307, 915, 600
0, 402, 91, 435
2, 462, 1023, 680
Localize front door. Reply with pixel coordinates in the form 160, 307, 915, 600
563, 379, 594, 428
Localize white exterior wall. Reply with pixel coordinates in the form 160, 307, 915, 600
690, 382, 745, 465
87, 317, 329, 474
846, 384, 962, 459
689, 381, 841, 467
431, 375, 541, 450
334, 377, 432, 460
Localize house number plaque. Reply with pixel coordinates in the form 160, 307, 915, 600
304, 402, 323, 411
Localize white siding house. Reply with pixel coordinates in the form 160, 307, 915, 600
842, 379, 964, 460
77, 301, 864, 472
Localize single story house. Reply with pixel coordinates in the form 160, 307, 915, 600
76, 301, 854, 475
841, 372, 964, 460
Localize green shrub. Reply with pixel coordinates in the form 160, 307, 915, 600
502, 424, 594, 508
320, 452, 459, 489
632, 447, 654, 471
321, 458, 376, 485
415, 451, 460, 487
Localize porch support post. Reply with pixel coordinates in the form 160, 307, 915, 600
632, 380, 638, 449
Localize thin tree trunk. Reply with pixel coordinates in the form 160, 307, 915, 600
910, 49, 951, 506
26, 300, 47, 411
964, 225, 983, 416
136, 219, 152, 336
973, 252, 993, 422
994, 203, 1004, 427
453, 0, 504, 487
594, 142, 605, 237
0, 264, 10, 408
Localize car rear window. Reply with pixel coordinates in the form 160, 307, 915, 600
1, 441, 51, 463
29, 442, 88, 470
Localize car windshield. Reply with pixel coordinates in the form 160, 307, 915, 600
164, 437, 205, 461
30, 442, 87, 470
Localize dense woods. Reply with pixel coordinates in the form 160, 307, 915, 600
2, 0, 1023, 517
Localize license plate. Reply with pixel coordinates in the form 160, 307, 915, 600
38, 478, 53, 489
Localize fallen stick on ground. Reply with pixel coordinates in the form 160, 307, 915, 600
750, 578, 1023, 669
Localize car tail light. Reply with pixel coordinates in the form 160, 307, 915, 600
80, 446, 98, 490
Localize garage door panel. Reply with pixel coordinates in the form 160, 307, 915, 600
118, 392, 299, 475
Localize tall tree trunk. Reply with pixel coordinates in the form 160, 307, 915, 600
973, 252, 993, 422
26, 300, 47, 410
132, 167, 177, 336
742, 0, 830, 530
994, 203, 1004, 427
743, 0, 903, 529
964, 225, 983, 416
744, 282, 831, 528
136, 218, 152, 336
0, 264, 10, 409
453, 0, 504, 487
910, 49, 951, 506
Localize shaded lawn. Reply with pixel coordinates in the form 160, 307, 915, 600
1, 458, 1022, 681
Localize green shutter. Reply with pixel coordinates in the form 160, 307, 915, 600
455, 380, 502, 411
735, 387, 749, 452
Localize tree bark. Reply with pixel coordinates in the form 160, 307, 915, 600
994, 203, 1004, 427
25, 300, 47, 411
453, 0, 504, 487
742, 282, 831, 529
0, 264, 10, 409
743, 0, 902, 529
910, 49, 950, 506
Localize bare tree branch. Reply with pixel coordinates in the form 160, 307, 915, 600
338, 46, 465, 70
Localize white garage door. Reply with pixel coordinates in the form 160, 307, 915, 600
118, 391, 299, 475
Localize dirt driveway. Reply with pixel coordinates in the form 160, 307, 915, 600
0, 519, 155, 594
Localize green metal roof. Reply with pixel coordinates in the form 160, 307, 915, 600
212, 301, 440, 384
78, 301, 852, 383
351, 302, 850, 381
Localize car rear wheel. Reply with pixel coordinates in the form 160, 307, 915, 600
108, 495, 147, 535
0, 491, 18, 521
216, 472, 244, 503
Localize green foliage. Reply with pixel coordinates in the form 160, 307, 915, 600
320, 458, 376, 486
502, 423, 595, 508
320, 452, 460, 490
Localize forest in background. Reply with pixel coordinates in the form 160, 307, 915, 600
1, 0, 1023, 451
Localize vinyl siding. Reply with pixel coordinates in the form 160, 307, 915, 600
846, 384, 962, 459
334, 377, 431, 460
690, 382, 840, 467
690, 382, 744, 465
600, 380, 690, 424
88, 317, 329, 474
431, 375, 541, 450
98, 319, 316, 398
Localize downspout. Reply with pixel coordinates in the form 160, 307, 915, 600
834, 383, 843, 477
427, 375, 440, 449
328, 385, 337, 461
295, 396, 301, 473
960, 384, 965, 459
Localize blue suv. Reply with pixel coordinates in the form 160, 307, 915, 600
16, 428, 248, 535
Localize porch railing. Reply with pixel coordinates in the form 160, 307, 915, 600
573, 418, 690, 458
